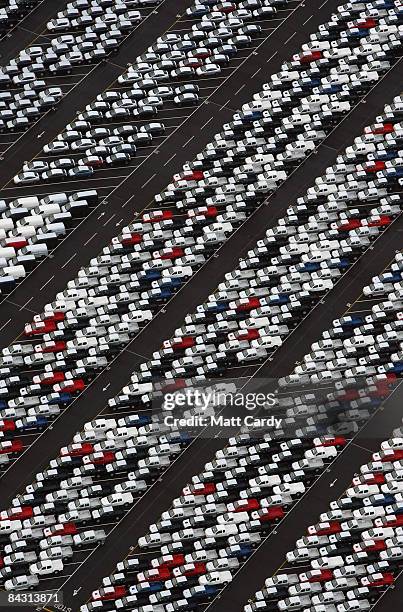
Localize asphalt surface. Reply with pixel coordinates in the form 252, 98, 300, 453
0, 0, 337, 341
0, 0, 193, 170
0, 0, 401, 610
1, 51, 401, 503
0, 0, 64, 60
206, 383, 403, 612
49, 239, 403, 609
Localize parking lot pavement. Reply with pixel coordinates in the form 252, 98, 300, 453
205, 397, 403, 612
0, 0, 193, 176
1, 211, 400, 609
0, 1, 306, 188
0, 0, 66, 62
0, 32, 400, 353
0, 53, 401, 504
34, 437, 225, 608
201, 273, 403, 612
0, 0, 337, 323
0, 52, 399, 349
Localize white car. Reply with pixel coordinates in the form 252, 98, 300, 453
4, 574, 39, 591
13, 171, 40, 185
199, 570, 233, 586
30, 558, 63, 576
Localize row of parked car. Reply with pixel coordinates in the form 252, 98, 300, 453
0, 244, 398, 597
75, 251, 403, 611
0, 357, 352, 597
17, 0, 403, 181
12, 0, 288, 184
0, 0, 40, 35
0, 100, 401, 597
1, 2, 401, 291
279, 252, 403, 389
246, 283, 403, 610
0, 0, 161, 133
0, 86, 400, 468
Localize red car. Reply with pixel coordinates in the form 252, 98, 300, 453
57, 378, 86, 393
230, 498, 260, 513
37, 340, 67, 353
302, 569, 333, 583
0, 506, 33, 521
337, 389, 360, 402
0, 419, 16, 432
202, 206, 218, 218
367, 122, 394, 135
176, 170, 204, 181
362, 572, 394, 588
38, 371, 65, 386
184, 482, 216, 496
315, 436, 347, 448
380, 450, 403, 462
235, 297, 260, 312
353, 473, 386, 486
162, 379, 188, 393
353, 17, 377, 29
192, 49, 212, 59
121, 233, 142, 247
174, 562, 206, 577
360, 160, 386, 173
0, 439, 23, 454
235, 329, 260, 341
297, 50, 322, 64
336, 219, 361, 232
92, 585, 127, 601
255, 506, 284, 522
366, 215, 392, 228
138, 566, 170, 582
4, 238, 28, 249
142, 210, 173, 223
378, 514, 403, 528
60, 443, 94, 457
360, 540, 386, 552
84, 451, 115, 466
44, 522, 78, 537
308, 521, 341, 536
24, 319, 57, 337
216, 2, 236, 13
169, 337, 195, 351
43, 311, 65, 323
152, 554, 185, 569
158, 247, 184, 260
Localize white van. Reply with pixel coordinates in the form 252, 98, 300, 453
40, 193, 68, 206
3, 265, 26, 279
11, 196, 39, 209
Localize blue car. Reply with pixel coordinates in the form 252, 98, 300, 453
169, 432, 192, 445
328, 258, 350, 269
340, 316, 364, 328
16, 416, 48, 431
46, 392, 72, 405
140, 269, 161, 282
148, 287, 173, 302
387, 362, 403, 374
268, 294, 289, 305
297, 262, 321, 272
376, 150, 398, 161
156, 277, 182, 290
186, 585, 219, 600
226, 544, 253, 559
205, 301, 229, 313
